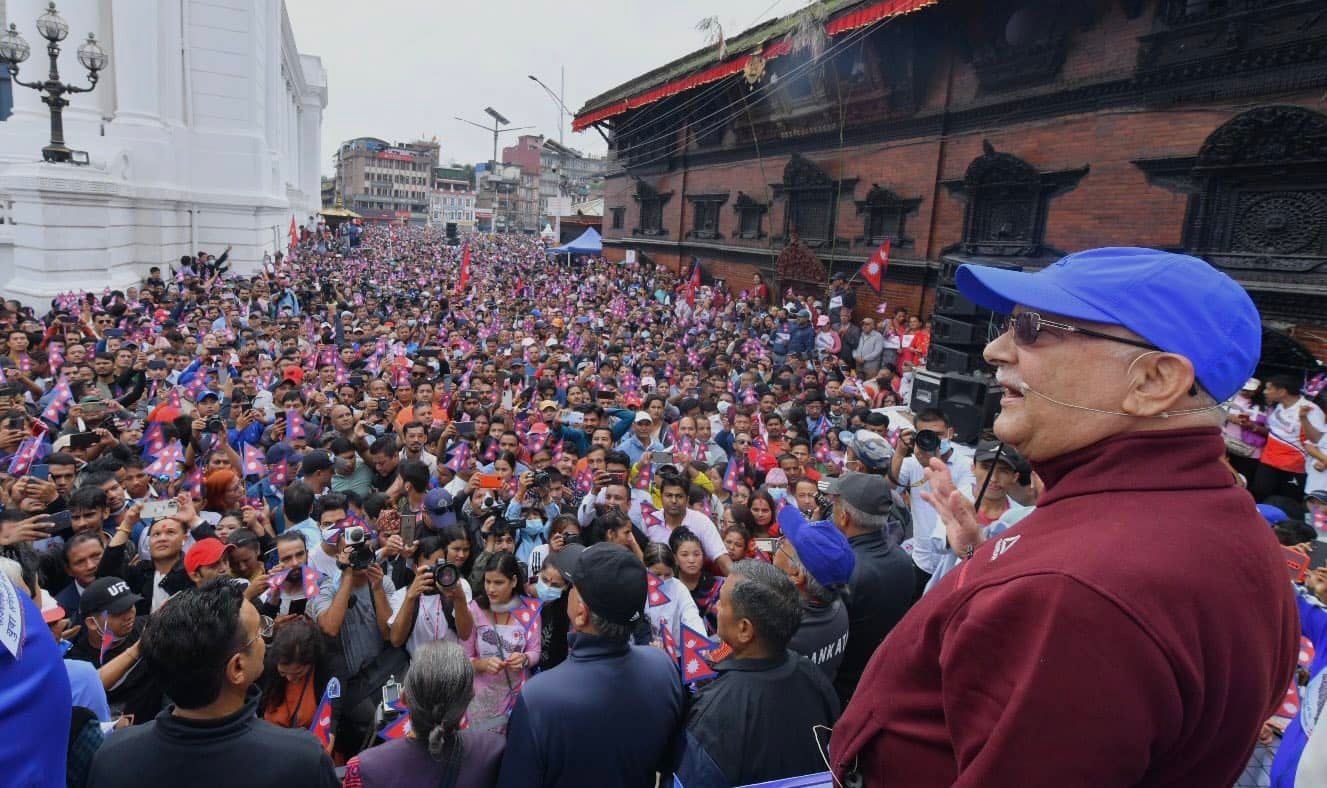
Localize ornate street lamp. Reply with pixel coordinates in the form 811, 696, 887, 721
0, 2, 109, 163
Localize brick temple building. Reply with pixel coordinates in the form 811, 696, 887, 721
574, 0, 1327, 362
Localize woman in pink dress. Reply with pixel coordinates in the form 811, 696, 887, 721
462, 552, 541, 734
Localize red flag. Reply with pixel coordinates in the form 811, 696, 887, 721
456, 244, 471, 293
269, 459, 289, 487
680, 624, 718, 683
288, 216, 298, 252
722, 456, 741, 493
647, 572, 671, 607
686, 259, 701, 306
241, 443, 267, 477
860, 238, 889, 294
377, 711, 412, 741
659, 617, 678, 662
309, 677, 340, 748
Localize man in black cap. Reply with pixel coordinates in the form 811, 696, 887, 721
299, 449, 334, 495
66, 577, 164, 725
499, 543, 684, 787
828, 472, 915, 706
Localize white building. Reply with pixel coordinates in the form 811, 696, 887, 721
0, 0, 326, 304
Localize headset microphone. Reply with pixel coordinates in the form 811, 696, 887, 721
1014, 381, 1222, 419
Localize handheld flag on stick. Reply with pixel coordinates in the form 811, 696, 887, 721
241, 443, 267, 477
859, 238, 889, 294
680, 624, 718, 683
377, 711, 411, 741
309, 677, 340, 748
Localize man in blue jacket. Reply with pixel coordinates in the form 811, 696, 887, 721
788, 310, 815, 356
500, 543, 684, 787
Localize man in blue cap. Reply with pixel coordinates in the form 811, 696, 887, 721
773, 503, 854, 683
830, 247, 1298, 786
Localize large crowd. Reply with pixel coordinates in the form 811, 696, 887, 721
0, 221, 1321, 788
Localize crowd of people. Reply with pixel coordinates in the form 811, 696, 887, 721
0, 222, 1319, 787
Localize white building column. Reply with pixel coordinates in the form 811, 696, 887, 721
110, 0, 162, 126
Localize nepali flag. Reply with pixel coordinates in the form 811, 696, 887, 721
145, 440, 185, 480
685, 258, 702, 307
510, 597, 542, 636
444, 442, 471, 473
40, 378, 74, 426
680, 624, 718, 683
647, 572, 671, 607
7, 436, 46, 476
481, 440, 500, 463
241, 443, 267, 477
47, 344, 64, 374
181, 464, 205, 495
309, 677, 340, 749
182, 374, 208, 403
633, 462, 653, 492
814, 440, 832, 466
659, 616, 678, 663
99, 612, 113, 665
140, 422, 167, 456
573, 465, 594, 495
455, 243, 471, 294
639, 502, 663, 528
285, 409, 306, 441
722, 456, 742, 493
673, 436, 695, 465
270, 459, 289, 487
860, 238, 889, 294
17, 354, 31, 374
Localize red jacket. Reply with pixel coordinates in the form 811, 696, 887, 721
830, 428, 1298, 787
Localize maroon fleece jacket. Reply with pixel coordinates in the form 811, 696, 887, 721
829, 428, 1298, 787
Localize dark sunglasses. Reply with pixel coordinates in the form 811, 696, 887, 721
1004, 312, 1157, 351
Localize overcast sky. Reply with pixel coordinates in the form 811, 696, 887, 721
285, 0, 794, 176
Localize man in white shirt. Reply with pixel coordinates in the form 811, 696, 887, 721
1254, 374, 1327, 501
644, 474, 732, 574
889, 409, 975, 584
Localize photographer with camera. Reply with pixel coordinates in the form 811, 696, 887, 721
503, 470, 561, 565
388, 535, 474, 655
308, 520, 400, 758
889, 409, 975, 593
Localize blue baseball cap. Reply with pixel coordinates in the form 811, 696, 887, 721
955, 247, 1260, 402
776, 505, 855, 587
1255, 503, 1288, 525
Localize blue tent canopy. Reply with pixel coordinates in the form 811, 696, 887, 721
549, 227, 602, 255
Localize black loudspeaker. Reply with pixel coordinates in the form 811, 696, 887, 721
927, 260, 1019, 375
446, 222, 459, 243
939, 373, 1003, 444
910, 369, 944, 412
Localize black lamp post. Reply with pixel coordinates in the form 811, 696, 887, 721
0, 2, 108, 163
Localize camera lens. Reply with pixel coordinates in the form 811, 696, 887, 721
434, 562, 458, 590
915, 429, 940, 452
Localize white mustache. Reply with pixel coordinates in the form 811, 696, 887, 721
995, 372, 1027, 393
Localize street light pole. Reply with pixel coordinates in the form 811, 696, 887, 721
0, 3, 109, 163
528, 70, 574, 242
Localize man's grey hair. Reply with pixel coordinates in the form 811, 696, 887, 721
784, 547, 837, 606
730, 559, 802, 653
589, 610, 634, 644
404, 641, 474, 762
840, 499, 889, 532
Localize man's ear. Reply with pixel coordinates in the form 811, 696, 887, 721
1122, 352, 1198, 417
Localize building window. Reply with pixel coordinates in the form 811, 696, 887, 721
774, 155, 853, 249
733, 192, 768, 240
632, 180, 672, 237
688, 193, 728, 240
855, 184, 922, 248
612, 207, 625, 229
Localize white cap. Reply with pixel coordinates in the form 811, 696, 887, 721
1241, 377, 1261, 392
634, 411, 653, 424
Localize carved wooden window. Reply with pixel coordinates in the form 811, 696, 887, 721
632, 180, 672, 237
774, 155, 852, 249
611, 207, 624, 230
855, 184, 922, 247
688, 194, 727, 240
734, 192, 768, 240
943, 140, 1087, 258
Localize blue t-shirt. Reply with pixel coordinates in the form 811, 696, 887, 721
0, 578, 73, 787
1270, 592, 1327, 787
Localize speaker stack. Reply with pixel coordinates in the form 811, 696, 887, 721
910, 258, 1019, 444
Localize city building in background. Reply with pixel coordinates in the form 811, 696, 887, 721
475, 163, 521, 234
334, 137, 440, 224
430, 164, 476, 234
576, 0, 1327, 359
500, 133, 605, 234
0, 0, 325, 304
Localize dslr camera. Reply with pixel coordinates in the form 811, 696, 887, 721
424, 561, 460, 594
206, 416, 225, 433
531, 470, 552, 489
914, 429, 941, 454
343, 526, 375, 570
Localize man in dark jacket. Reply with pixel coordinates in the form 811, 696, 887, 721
788, 311, 815, 356
87, 579, 338, 787
500, 543, 684, 787
829, 473, 915, 705
99, 506, 192, 615
682, 560, 840, 786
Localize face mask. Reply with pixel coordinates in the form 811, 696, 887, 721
535, 580, 563, 602
938, 439, 952, 456
769, 487, 787, 502
525, 518, 543, 533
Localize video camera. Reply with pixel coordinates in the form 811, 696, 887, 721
343, 525, 375, 570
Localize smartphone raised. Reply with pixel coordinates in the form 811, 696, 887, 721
455, 421, 476, 437
28, 464, 49, 481
69, 431, 99, 450
475, 473, 503, 490
400, 512, 417, 545
141, 499, 181, 520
